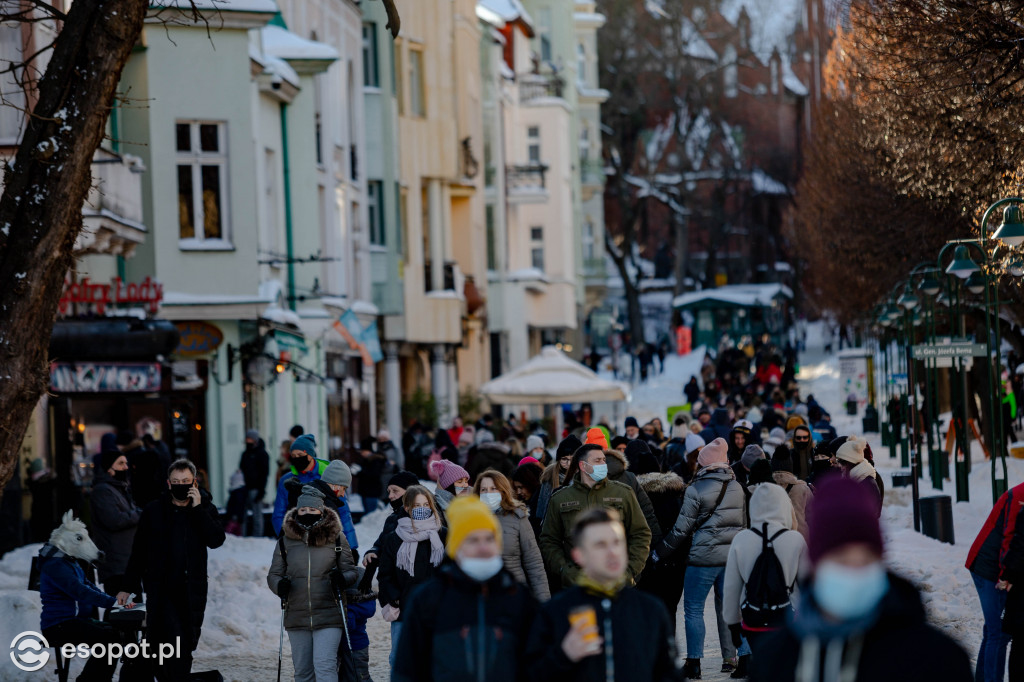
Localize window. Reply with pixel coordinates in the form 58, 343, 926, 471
528, 126, 540, 164
409, 47, 425, 116
368, 180, 385, 246
176, 121, 229, 247
579, 124, 590, 164
582, 218, 595, 261
576, 43, 587, 84
362, 24, 380, 88
537, 9, 552, 64
530, 226, 544, 271
486, 205, 497, 270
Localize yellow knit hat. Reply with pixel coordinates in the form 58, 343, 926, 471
445, 495, 502, 559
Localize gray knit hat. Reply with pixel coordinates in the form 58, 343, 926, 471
526, 435, 545, 453
296, 485, 326, 511
321, 460, 352, 488
741, 444, 766, 470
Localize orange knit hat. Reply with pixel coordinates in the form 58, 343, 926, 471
585, 427, 608, 450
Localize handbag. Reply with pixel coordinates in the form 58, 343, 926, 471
676, 480, 730, 560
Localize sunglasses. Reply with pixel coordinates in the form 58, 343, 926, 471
794, 437, 810, 443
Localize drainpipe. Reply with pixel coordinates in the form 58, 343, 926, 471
280, 102, 296, 310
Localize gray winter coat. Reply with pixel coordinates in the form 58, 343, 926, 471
89, 470, 141, 581
267, 508, 359, 631
658, 464, 746, 567
498, 506, 550, 602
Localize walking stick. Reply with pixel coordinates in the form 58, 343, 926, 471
277, 599, 286, 682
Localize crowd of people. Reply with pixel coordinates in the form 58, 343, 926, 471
32, 365, 995, 681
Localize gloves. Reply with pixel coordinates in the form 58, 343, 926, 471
329, 567, 346, 596
729, 623, 743, 648
277, 577, 292, 599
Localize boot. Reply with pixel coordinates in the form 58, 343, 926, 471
721, 656, 737, 674
730, 654, 750, 679
683, 658, 701, 680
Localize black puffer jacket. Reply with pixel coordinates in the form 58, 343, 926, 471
392, 563, 538, 682
239, 439, 270, 495
377, 522, 448, 620
606, 448, 663, 543
124, 489, 225, 652
752, 573, 972, 682
525, 585, 681, 682
89, 470, 140, 581
267, 508, 358, 630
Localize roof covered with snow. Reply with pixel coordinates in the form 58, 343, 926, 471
262, 24, 339, 62
477, 0, 534, 32
750, 168, 789, 195
719, 0, 803, 66
673, 282, 792, 309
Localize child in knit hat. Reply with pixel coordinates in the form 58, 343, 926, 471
429, 459, 471, 513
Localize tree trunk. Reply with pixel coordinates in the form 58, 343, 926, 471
603, 186, 647, 350
0, 0, 148, 499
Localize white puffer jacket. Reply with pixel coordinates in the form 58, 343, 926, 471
723, 483, 807, 626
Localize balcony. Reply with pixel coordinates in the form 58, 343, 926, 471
77, 149, 147, 257
506, 164, 549, 203
520, 74, 565, 103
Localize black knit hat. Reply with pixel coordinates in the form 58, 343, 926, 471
100, 448, 123, 473
556, 434, 582, 460
748, 458, 775, 485
828, 436, 849, 456
387, 471, 419, 491
771, 446, 794, 473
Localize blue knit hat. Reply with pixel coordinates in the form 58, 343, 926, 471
291, 434, 317, 459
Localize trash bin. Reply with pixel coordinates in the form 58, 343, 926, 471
891, 471, 913, 488
862, 405, 879, 433
847, 399, 858, 416
920, 495, 954, 545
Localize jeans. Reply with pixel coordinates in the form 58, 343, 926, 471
389, 621, 402, 668
973, 572, 1009, 682
245, 489, 264, 537
289, 627, 343, 682
683, 565, 751, 660
361, 495, 380, 515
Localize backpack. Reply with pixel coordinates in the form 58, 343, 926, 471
740, 522, 795, 629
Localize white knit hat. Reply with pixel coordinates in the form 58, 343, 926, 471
836, 436, 868, 465
684, 433, 706, 453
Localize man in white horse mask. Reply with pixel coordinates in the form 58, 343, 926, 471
38, 510, 123, 681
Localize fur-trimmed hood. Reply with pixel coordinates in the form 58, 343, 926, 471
282, 507, 342, 546
605, 448, 629, 476
637, 471, 686, 495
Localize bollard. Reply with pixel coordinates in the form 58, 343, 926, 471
891, 471, 913, 488
919, 495, 954, 545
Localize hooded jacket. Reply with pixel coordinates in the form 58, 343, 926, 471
751, 573, 972, 682
539, 474, 652, 587
89, 469, 141, 581
606, 448, 663, 543
393, 563, 537, 682
656, 465, 746, 567
537, 462, 567, 521
267, 508, 359, 630
772, 471, 812, 541
498, 505, 551, 601
272, 457, 331, 535
723, 484, 806, 627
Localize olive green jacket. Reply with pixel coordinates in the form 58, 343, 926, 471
538, 475, 652, 588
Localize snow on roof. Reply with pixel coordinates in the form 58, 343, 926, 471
719, 0, 803, 66
250, 45, 300, 87
681, 17, 717, 61
751, 168, 789, 195
782, 61, 808, 96
151, 0, 278, 13
480, 346, 630, 404
477, 0, 534, 30
673, 283, 793, 309
262, 24, 339, 61
261, 305, 303, 326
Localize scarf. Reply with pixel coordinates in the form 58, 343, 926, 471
577, 574, 628, 599
848, 460, 876, 483
395, 515, 444, 576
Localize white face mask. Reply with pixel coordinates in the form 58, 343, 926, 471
458, 555, 504, 582
480, 492, 502, 511
813, 560, 889, 621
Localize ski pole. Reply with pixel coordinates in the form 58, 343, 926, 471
277, 599, 286, 682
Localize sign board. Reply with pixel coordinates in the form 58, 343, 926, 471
912, 343, 988, 359
50, 362, 162, 393
174, 321, 223, 356
838, 353, 870, 409
676, 326, 692, 355
58, 277, 163, 315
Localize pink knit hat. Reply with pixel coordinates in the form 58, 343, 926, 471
697, 437, 729, 467
430, 459, 470, 490
518, 456, 542, 468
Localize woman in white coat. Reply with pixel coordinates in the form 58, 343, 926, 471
723, 482, 807, 678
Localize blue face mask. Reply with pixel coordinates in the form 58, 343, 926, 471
410, 507, 433, 521
813, 560, 888, 621
587, 463, 608, 482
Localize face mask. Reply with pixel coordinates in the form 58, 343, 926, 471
480, 492, 502, 511
813, 560, 888, 621
290, 456, 310, 471
113, 470, 129, 482
390, 498, 403, 513
454, 486, 470, 496
458, 555, 503, 582
297, 512, 322, 528
410, 507, 433, 521
586, 463, 608, 482
169, 483, 192, 501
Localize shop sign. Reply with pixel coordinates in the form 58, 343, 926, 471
58, 277, 164, 315
175, 321, 224, 356
50, 362, 162, 393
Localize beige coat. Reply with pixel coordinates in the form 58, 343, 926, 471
772, 471, 812, 541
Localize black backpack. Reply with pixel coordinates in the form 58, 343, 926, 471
740, 522, 795, 629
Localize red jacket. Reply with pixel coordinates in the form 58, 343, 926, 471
966, 482, 1024, 582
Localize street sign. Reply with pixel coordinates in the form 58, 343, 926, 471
912, 343, 988, 359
